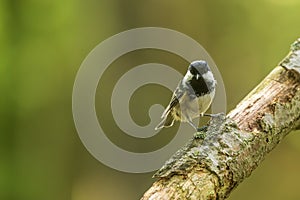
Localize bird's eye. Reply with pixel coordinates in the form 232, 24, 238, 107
189, 67, 199, 75
188, 66, 194, 74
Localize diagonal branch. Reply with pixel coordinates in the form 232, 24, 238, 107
141, 38, 300, 200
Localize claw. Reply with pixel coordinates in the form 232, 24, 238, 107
203, 112, 225, 118
197, 125, 208, 132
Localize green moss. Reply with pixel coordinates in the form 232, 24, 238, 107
291, 38, 300, 52
194, 131, 206, 139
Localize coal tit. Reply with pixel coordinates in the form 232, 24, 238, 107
155, 60, 216, 131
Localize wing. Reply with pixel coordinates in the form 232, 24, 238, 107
161, 80, 184, 118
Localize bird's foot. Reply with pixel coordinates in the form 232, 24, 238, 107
197, 125, 208, 132
203, 112, 225, 118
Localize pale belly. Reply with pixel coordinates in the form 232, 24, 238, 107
171, 90, 215, 122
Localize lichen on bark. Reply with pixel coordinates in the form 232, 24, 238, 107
141, 38, 300, 200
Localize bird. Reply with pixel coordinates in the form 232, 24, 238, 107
155, 60, 217, 131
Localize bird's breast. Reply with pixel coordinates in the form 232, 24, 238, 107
170, 88, 215, 122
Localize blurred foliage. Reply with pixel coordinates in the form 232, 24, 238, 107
1, 0, 300, 200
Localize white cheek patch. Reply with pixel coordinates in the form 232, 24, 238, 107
183, 70, 193, 82
202, 71, 215, 82
196, 74, 200, 80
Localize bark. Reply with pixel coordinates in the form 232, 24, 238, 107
141, 38, 300, 200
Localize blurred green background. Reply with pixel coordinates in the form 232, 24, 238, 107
1, 0, 300, 200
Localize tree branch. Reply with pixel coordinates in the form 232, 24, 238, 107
141, 38, 300, 200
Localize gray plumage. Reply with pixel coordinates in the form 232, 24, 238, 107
155, 60, 216, 130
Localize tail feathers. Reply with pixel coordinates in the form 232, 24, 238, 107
155, 113, 175, 130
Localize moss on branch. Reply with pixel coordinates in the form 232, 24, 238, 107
141, 38, 300, 200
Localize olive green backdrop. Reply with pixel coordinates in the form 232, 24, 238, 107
1, 0, 300, 200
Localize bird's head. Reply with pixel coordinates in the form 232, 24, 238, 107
188, 60, 210, 76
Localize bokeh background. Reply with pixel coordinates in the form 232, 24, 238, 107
1, 0, 300, 200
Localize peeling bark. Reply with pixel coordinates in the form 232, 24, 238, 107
141, 39, 300, 200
